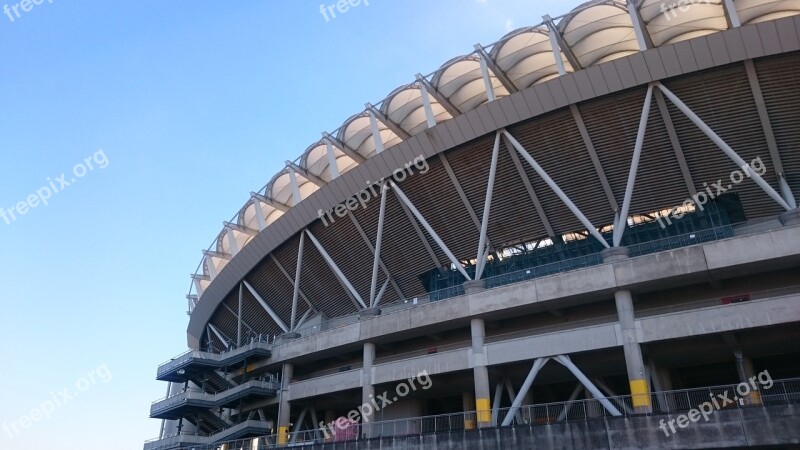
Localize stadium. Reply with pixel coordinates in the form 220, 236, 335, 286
145, 0, 800, 448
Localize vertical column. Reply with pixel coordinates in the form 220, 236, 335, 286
362, 342, 376, 437
462, 392, 476, 430
471, 318, 492, 427
277, 363, 294, 445
614, 290, 652, 413
735, 351, 762, 405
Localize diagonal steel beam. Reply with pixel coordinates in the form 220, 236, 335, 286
501, 358, 548, 426
208, 323, 231, 349
243, 280, 290, 333
322, 132, 366, 164
416, 74, 461, 117
476, 133, 501, 279
440, 154, 496, 252
286, 160, 327, 188
506, 142, 556, 237
656, 82, 792, 211
744, 60, 796, 208
370, 182, 388, 307
391, 183, 472, 280
268, 254, 316, 313
653, 89, 697, 197
305, 229, 368, 310
366, 103, 411, 140
346, 211, 405, 300
570, 104, 619, 213
290, 232, 305, 330
396, 193, 444, 272
475, 44, 518, 93
503, 130, 609, 248
614, 84, 654, 247
543, 15, 582, 71
553, 355, 622, 416
251, 192, 291, 213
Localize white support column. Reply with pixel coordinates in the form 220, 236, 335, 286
656, 83, 792, 211
627, 0, 653, 50
225, 229, 240, 257
290, 232, 305, 330
391, 183, 472, 280
501, 357, 548, 426
370, 182, 388, 308
476, 133, 501, 279
243, 280, 290, 333
614, 84, 654, 247
553, 355, 622, 416
367, 108, 385, 154
305, 229, 368, 309
547, 28, 567, 76
418, 79, 438, 129
502, 130, 610, 248
324, 139, 341, 180
722, 0, 741, 28
476, 45, 496, 102
250, 195, 268, 231
193, 277, 205, 298
237, 283, 243, 347
287, 165, 303, 205
205, 255, 218, 280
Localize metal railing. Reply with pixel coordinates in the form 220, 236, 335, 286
192, 377, 800, 449
157, 335, 273, 377
150, 380, 280, 416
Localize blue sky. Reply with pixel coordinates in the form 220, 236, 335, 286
0, 0, 566, 447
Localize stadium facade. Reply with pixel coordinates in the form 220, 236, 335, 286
145, 1, 800, 448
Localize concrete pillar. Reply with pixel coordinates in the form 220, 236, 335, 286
462, 392, 476, 430
362, 342, 376, 437
614, 290, 652, 413
735, 351, 762, 405
277, 363, 293, 445
470, 318, 492, 427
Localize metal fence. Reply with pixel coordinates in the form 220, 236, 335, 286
185, 377, 800, 449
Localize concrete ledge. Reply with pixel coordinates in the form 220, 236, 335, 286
268, 230, 800, 367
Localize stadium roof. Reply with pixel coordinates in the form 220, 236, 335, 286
189, 0, 800, 304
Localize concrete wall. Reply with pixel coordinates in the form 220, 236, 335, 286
285, 295, 798, 401
269, 226, 800, 368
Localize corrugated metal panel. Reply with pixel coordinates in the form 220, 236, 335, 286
397, 153, 477, 261
756, 53, 800, 199
663, 63, 783, 220
507, 108, 612, 234
581, 86, 690, 216
205, 53, 800, 338
444, 134, 548, 247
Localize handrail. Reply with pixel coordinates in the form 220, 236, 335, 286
204, 377, 800, 449
150, 380, 280, 414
